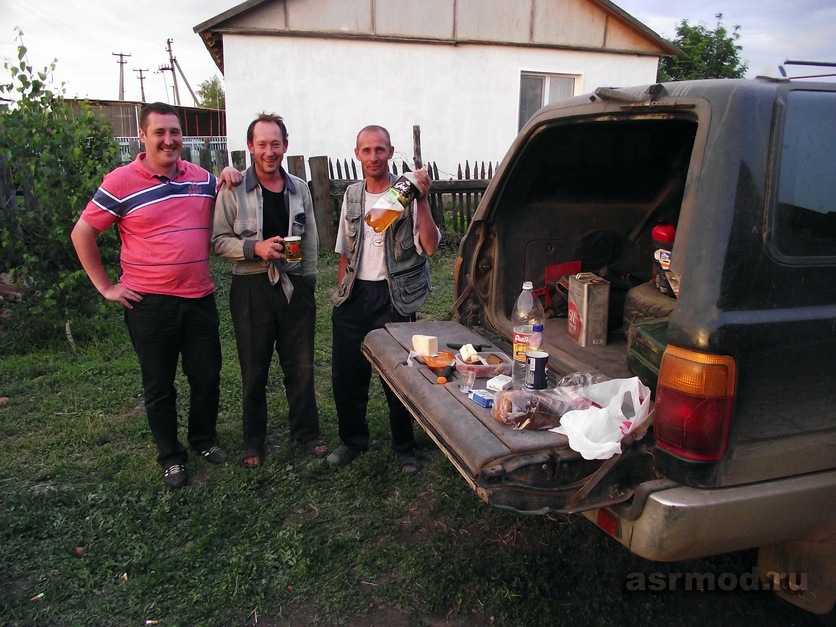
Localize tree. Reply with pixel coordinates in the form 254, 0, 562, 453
659, 13, 748, 82
197, 75, 225, 109
0, 29, 120, 345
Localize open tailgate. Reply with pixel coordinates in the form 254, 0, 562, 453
362, 320, 654, 515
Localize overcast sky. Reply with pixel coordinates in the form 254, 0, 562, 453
2, 0, 835, 105
616, 0, 836, 79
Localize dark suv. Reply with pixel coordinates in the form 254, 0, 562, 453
362, 77, 836, 614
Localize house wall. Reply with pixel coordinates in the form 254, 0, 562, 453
223, 34, 657, 177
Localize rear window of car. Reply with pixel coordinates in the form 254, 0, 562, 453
773, 90, 836, 259
511, 118, 696, 206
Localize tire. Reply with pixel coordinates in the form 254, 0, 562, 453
622, 281, 677, 338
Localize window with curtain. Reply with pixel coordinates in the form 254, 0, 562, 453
518, 73, 576, 130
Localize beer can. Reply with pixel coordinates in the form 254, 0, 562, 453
524, 350, 549, 389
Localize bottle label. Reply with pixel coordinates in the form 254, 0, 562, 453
513, 331, 532, 363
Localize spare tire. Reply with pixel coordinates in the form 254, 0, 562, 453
622, 282, 676, 338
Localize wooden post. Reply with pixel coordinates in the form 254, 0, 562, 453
199, 137, 213, 173
287, 155, 305, 180
231, 150, 247, 171
128, 139, 141, 160
412, 125, 422, 169
308, 156, 335, 251
215, 149, 229, 170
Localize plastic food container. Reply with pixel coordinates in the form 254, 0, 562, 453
422, 350, 455, 375
454, 352, 513, 377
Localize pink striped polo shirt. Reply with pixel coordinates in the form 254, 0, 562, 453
80, 154, 218, 298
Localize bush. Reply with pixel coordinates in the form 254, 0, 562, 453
0, 29, 120, 347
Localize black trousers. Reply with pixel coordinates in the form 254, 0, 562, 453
124, 293, 222, 468
229, 273, 320, 458
331, 280, 416, 454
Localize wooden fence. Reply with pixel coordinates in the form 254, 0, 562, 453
232, 150, 497, 251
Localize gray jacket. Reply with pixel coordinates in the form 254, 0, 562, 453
212, 166, 318, 285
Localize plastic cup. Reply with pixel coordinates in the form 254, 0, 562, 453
459, 371, 477, 394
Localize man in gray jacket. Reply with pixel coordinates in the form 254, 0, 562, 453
328, 125, 440, 475
212, 113, 326, 467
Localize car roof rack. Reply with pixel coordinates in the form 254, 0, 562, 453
780, 60, 836, 80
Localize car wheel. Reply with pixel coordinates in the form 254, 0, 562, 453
622, 281, 677, 338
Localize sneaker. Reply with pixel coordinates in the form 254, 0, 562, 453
163, 464, 188, 489
326, 444, 362, 468
199, 445, 229, 464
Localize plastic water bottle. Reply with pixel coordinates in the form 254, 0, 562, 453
530, 323, 543, 352
511, 281, 545, 389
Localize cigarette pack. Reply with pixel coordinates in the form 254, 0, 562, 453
469, 389, 496, 408
486, 374, 513, 392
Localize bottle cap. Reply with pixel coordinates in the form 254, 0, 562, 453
533, 323, 543, 331
522, 281, 533, 290
652, 223, 676, 243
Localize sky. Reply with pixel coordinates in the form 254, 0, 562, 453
0, 0, 239, 104
2, 0, 835, 106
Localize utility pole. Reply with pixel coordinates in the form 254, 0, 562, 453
172, 57, 200, 107
165, 39, 181, 105
158, 63, 174, 103
133, 68, 148, 102
112, 52, 131, 100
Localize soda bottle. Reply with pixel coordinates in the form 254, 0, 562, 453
511, 281, 545, 389
651, 222, 676, 284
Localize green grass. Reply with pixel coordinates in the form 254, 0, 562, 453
0, 246, 820, 626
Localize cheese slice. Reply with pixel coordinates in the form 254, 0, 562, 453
460, 343, 478, 363
411, 334, 438, 356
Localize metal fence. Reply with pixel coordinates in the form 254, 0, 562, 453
116, 136, 229, 173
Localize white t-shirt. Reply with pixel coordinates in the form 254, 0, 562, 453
335, 189, 433, 282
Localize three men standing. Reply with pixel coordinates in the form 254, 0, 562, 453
74, 108, 434, 483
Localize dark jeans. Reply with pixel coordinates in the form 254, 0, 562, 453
124, 293, 222, 468
331, 279, 416, 454
230, 273, 320, 457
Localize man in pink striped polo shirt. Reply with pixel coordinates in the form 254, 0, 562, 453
71, 102, 229, 489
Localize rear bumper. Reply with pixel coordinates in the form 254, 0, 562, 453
583, 469, 836, 561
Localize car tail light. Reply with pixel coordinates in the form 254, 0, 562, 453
654, 345, 736, 462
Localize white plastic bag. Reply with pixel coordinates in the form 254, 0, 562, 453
551, 377, 651, 460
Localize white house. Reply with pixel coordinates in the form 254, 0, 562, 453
194, 0, 679, 177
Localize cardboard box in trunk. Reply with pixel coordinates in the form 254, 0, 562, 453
567, 272, 610, 347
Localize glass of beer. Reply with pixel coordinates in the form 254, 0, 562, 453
364, 171, 420, 233
284, 236, 302, 261
364, 204, 404, 233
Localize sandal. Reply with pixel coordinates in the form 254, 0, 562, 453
302, 438, 329, 458
241, 452, 263, 468
397, 452, 420, 476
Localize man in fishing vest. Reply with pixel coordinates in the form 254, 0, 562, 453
328, 125, 440, 475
